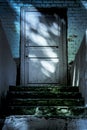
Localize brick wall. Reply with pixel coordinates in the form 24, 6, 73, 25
0, 0, 87, 63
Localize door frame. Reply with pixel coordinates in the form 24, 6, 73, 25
20, 6, 68, 86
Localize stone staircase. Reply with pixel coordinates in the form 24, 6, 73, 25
6, 85, 86, 118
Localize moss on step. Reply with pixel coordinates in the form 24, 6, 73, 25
9, 106, 86, 117
10, 98, 84, 106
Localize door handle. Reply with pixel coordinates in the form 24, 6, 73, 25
56, 46, 59, 48
25, 55, 28, 58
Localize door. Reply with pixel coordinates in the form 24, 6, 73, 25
20, 7, 67, 86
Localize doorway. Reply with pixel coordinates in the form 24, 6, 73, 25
20, 7, 67, 86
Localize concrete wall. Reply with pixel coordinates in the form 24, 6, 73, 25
0, 20, 16, 108
0, 0, 87, 63
71, 30, 87, 105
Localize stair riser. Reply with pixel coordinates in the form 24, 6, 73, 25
9, 87, 79, 92
8, 92, 81, 99
9, 100, 84, 106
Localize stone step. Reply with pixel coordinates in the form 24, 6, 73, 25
9, 86, 79, 92
8, 91, 82, 99
9, 98, 84, 106
8, 106, 86, 117
7, 85, 85, 117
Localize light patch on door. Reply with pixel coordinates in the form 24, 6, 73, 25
51, 59, 59, 63
49, 22, 60, 36
44, 47, 57, 58
41, 61, 55, 73
26, 12, 41, 30
27, 32, 48, 46
38, 23, 50, 38
41, 68, 50, 77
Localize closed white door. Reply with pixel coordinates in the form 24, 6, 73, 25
21, 7, 67, 86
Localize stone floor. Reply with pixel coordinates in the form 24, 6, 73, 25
2, 115, 87, 130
